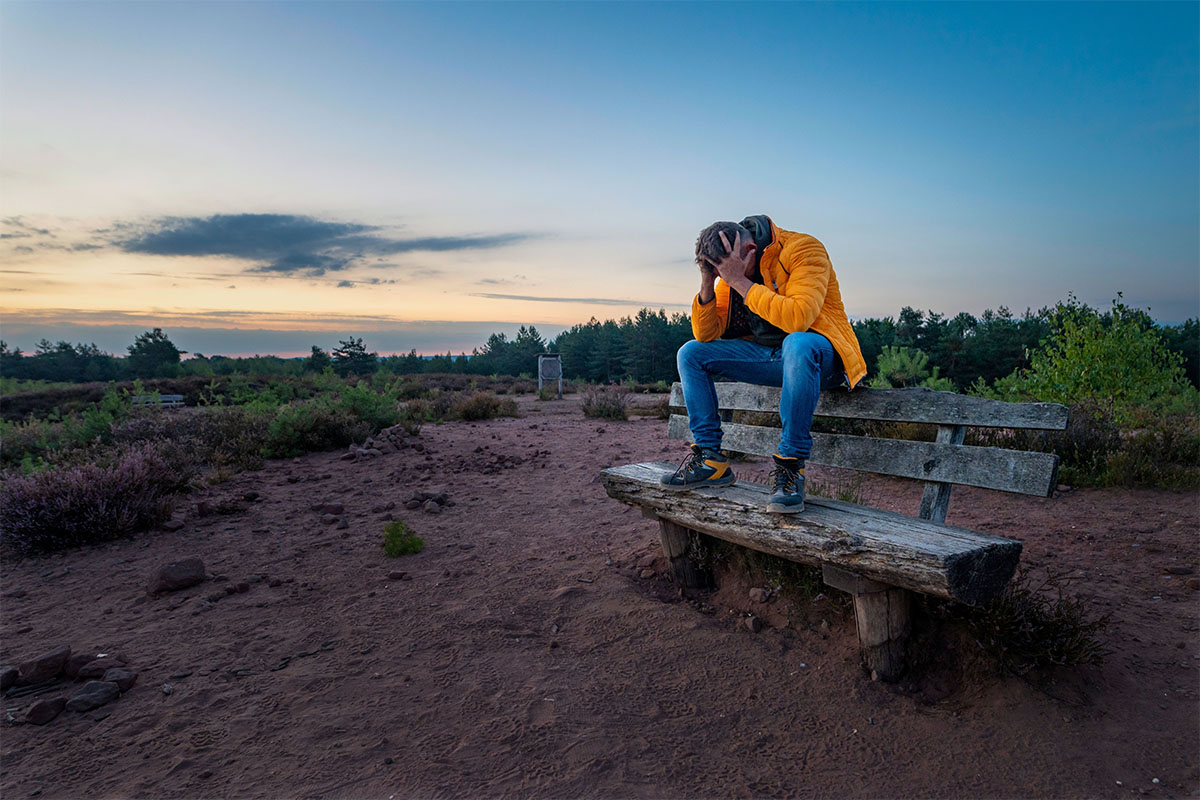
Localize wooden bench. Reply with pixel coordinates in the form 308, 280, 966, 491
130, 394, 185, 408
601, 381, 1068, 681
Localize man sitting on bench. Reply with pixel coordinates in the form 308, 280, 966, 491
662, 215, 868, 513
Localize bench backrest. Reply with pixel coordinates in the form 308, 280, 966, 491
668, 382, 1068, 523
130, 394, 185, 407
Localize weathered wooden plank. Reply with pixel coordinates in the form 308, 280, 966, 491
919, 425, 965, 523
659, 520, 710, 588
668, 415, 1060, 497
601, 462, 1021, 605
669, 382, 1068, 430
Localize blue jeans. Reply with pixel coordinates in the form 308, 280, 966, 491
676, 332, 843, 460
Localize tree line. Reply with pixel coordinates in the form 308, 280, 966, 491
3, 304, 1197, 392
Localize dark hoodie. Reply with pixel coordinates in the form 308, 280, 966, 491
718, 215, 788, 348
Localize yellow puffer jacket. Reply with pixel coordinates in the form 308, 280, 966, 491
691, 219, 867, 389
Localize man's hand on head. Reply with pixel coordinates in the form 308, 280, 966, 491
708, 231, 755, 297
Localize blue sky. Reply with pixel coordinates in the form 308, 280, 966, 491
2, 1, 1196, 356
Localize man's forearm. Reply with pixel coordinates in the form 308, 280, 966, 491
698, 274, 716, 304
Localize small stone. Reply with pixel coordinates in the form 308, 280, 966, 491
24, 697, 67, 725
195, 501, 215, 517
748, 587, 769, 603
388, 571, 406, 581
3, 589, 27, 598
422, 500, 442, 514
459, 543, 475, 550
336, 518, 349, 530
340, 452, 356, 461
267, 578, 282, 588
244, 573, 266, 584
0, 665, 17, 691
365, 448, 383, 457
636, 554, 656, 569
103, 668, 137, 692
432, 492, 449, 506
1186, 578, 1200, 592
163, 519, 185, 531
17, 645, 71, 685
384, 757, 394, 765
744, 616, 762, 633
638, 568, 655, 579
819, 619, 831, 633
63, 653, 96, 680
235, 582, 250, 594
66, 681, 120, 712
162, 684, 174, 696
321, 514, 338, 525
404, 499, 422, 510
224, 585, 239, 595
321, 503, 345, 515
207, 592, 226, 602
1165, 566, 1194, 576
1056, 484, 1070, 492
147, 558, 206, 594
243, 491, 260, 501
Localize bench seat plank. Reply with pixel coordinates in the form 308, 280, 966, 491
667, 415, 1060, 497
602, 462, 1022, 606
668, 383, 1068, 430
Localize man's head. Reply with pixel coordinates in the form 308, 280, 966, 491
695, 220, 757, 276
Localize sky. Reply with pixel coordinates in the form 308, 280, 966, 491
1, 1, 1197, 357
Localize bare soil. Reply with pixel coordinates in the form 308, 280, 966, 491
2, 394, 1198, 799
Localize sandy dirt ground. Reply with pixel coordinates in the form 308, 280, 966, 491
2, 394, 1198, 799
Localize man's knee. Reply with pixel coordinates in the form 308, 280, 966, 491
677, 339, 705, 371
782, 332, 823, 366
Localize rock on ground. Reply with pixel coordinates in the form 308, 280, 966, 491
103, 668, 137, 692
65, 681, 121, 712
24, 697, 67, 725
147, 558, 206, 594
17, 645, 71, 685
0, 665, 17, 691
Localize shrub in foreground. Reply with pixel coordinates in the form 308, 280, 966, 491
382, 520, 424, 557
581, 388, 630, 420
1, 442, 195, 556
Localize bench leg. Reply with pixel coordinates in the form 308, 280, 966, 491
853, 587, 911, 682
658, 519, 711, 589
822, 564, 910, 681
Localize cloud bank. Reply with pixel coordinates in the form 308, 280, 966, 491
112, 214, 532, 276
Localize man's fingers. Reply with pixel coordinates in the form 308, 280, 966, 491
718, 231, 732, 254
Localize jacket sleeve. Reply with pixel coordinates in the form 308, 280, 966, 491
691, 281, 728, 341
744, 237, 830, 333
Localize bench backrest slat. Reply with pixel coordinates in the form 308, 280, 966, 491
668, 383, 1068, 430
667, 414, 1061, 497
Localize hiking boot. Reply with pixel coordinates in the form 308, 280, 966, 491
660, 444, 736, 491
766, 455, 805, 513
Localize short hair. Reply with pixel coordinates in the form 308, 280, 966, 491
695, 221, 751, 268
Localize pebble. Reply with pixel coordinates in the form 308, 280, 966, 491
163, 519, 185, 531
336, 519, 349, 530
748, 587, 769, 603
1165, 566, 1195, 576
162, 684, 174, 696
0, 665, 19, 691
388, 571, 407, 581
66, 681, 120, 712
268, 578, 282, 588
321, 514, 339, 525
77, 657, 123, 680
422, 500, 442, 514
744, 616, 762, 633
636, 554, 656, 569
24, 697, 67, 725
243, 491, 260, 501
638, 568, 655, 579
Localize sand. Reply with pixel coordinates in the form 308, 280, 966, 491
2, 394, 1197, 799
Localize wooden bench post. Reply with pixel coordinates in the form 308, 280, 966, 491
823, 564, 911, 681
658, 518, 711, 589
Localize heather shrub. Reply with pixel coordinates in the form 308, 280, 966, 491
1, 442, 195, 556
263, 402, 366, 458
450, 391, 519, 421
382, 519, 424, 556
582, 388, 630, 420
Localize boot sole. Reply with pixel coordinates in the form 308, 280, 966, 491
765, 500, 805, 514
659, 475, 737, 492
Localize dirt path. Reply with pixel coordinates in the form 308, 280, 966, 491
2, 395, 1197, 799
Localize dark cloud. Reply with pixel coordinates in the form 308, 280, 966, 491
2, 217, 53, 237
470, 292, 688, 308
337, 280, 354, 288
112, 213, 531, 276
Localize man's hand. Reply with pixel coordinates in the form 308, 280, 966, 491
707, 231, 754, 296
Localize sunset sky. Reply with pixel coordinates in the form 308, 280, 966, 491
2, 1, 1197, 357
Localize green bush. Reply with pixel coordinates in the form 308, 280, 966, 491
264, 402, 367, 458
870, 346, 956, 391
382, 520, 424, 556
450, 391, 519, 421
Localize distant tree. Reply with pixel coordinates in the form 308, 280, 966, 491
304, 345, 332, 373
127, 328, 182, 378
1160, 318, 1199, 389
331, 337, 377, 376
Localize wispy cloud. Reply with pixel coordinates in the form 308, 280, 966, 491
470, 292, 688, 308
111, 214, 532, 276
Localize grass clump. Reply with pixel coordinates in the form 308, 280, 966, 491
581, 388, 629, 420
383, 520, 424, 557
937, 570, 1109, 674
